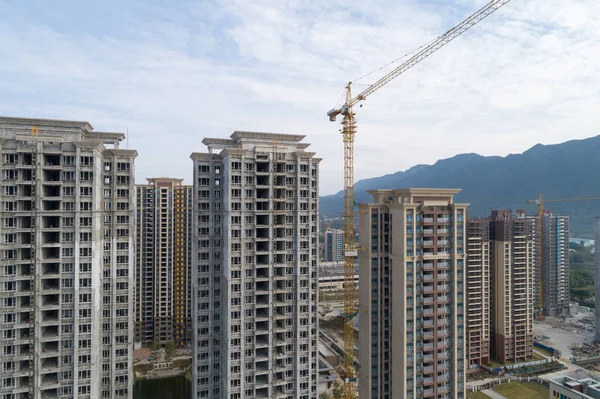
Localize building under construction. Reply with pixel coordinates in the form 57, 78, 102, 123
135, 178, 193, 347
0, 117, 136, 399
190, 132, 320, 398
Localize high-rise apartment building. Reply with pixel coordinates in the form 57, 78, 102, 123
541, 213, 569, 317
358, 188, 467, 399
465, 218, 490, 371
190, 131, 320, 399
489, 210, 535, 363
0, 117, 136, 399
323, 229, 343, 262
135, 178, 193, 347
595, 217, 600, 341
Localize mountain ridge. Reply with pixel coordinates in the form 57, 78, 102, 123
320, 135, 600, 237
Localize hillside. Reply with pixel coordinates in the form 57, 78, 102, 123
320, 136, 600, 237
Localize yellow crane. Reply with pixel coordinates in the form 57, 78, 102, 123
526, 194, 600, 320
327, 1, 514, 396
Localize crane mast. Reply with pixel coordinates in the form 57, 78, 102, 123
328, 1, 514, 397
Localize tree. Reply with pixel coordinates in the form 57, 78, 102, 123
151, 339, 161, 351
165, 340, 176, 359
319, 394, 330, 399
332, 382, 342, 399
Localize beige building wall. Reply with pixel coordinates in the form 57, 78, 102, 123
359, 188, 467, 399
466, 219, 490, 371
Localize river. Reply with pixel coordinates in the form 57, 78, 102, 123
133, 375, 192, 399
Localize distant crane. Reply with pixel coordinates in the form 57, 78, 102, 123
526, 194, 600, 320
327, 1, 514, 396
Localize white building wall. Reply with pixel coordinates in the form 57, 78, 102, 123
192, 132, 320, 399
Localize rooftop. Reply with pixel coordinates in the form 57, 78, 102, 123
548, 371, 600, 399
198, 130, 310, 153
364, 187, 465, 206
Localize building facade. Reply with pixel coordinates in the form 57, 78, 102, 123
0, 117, 136, 399
489, 211, 535, 363
323, 229, 343, 263
190, 131, 320, 399
135, 178, 193, 347
548, 373, 600, 399
541, 213, 570, 317
465, 218, 490, 371
358, 188, 467, 399
595, 217, 600, 341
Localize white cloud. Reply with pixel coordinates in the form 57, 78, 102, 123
1, 0, 599, 194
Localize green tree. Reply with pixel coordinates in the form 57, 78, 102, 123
332, 382, 342, 399
151, 339, 161, 351
165, 340, 176, 359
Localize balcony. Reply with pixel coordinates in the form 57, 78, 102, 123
255, 347, 268, 360
255, 363, 269, 376
40, 357, 59, 372
42, 294, 59, 309
41, 342, 59, 357
42, 200, 61, 212
41, 373, 59, 388
41, 310, 59, 324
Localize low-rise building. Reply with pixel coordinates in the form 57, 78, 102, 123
548, 372, 600, 399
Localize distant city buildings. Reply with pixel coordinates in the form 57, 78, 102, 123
595, 217, 600, 341
0, 117, 136, 399
541, 212, 570, 317
191, 131, 320, 399
358, 188, 466, 399
514, 210, 570, 317
135, 178, 193, 348
323, 229, 343, 262
467, 211, 535, 366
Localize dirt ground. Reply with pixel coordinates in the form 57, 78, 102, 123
534, 316, 595, 359
133, 347, 151, 362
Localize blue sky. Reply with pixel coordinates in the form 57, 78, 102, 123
1, 0, 599, 194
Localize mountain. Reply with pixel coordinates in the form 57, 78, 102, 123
320, 136, 600, 237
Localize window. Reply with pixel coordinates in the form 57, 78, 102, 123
2, 170, 16, 180
80, 156, 93, 166
3, 154, 17, 164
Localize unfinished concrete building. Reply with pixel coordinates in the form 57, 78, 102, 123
0, 117, 136, 399
190, 132, 320, 399
358, 188, 467, 399
466, 218, 491, 371
489, 210, 535, 363
135, 178, 193, 347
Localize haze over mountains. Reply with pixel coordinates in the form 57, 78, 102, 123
320, 136, 600, 237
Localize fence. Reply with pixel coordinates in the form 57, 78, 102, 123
468, 376, 549, 393
534, 341, 560, 357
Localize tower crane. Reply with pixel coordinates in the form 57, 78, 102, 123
526, 194, 600, 320
327, 1, 514, 397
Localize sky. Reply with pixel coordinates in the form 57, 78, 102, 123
1, 0, 599, 195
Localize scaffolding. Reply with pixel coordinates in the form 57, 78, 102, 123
270, 140, 279, 397
29, 127, 39, 399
